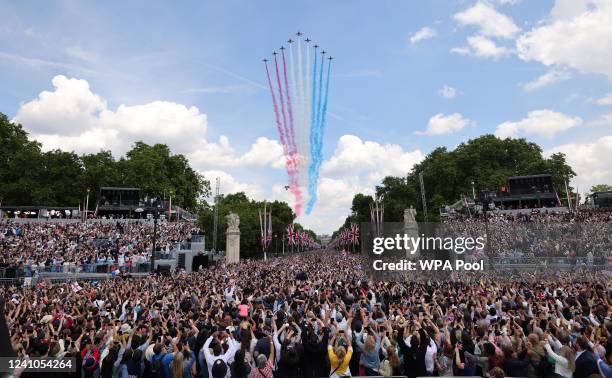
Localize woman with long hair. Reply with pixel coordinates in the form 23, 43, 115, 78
357, 332, 381, 376
543, 331, 575, 378
379, 344, 402, 376
171, 349, 185, 378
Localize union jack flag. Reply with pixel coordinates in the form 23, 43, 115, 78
341, 229, 348, 246
286, 224, 295, 245
350, 223, 359, 245
267, 209, 272, 246
300, 231, 307, 246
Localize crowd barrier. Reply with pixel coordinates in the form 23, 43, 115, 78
0, 263, 153, 279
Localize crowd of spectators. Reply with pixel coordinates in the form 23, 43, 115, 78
2, 249, 611, 378
0, 221, 200, 276
440, 209, 612, 264
1, 208, 611, 378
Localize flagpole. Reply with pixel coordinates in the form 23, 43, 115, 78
263, 202, 267, 261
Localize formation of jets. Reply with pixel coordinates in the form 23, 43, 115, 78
263, 32, 332, 62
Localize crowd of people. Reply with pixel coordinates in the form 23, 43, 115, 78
0, 208, 611, 378
1, 246, 610, 378
0, 220, 200, 276
440, 209, 612, 264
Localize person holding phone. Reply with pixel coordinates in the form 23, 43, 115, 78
328, 330, 353, 378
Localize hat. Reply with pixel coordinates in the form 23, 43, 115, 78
120, 324, 131, 333
211, 359, 228, 378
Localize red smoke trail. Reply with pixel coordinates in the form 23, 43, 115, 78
266, 60, 303, 215
265, 62, 288, 150
281, 49, 296, 155
274, 55, 291, 153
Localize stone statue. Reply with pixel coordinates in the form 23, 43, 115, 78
404, 207, 417, 224
404, 207, 419, 258
226, 213, 240, 231
226, 213, 240, 264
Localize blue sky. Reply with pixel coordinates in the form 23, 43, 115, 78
1, 0, 611, 233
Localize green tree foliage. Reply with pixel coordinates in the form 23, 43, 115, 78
0, 113, 210, 210
334, 135, 576, 234
590, 184, 612, 193
197, 192, 319, 258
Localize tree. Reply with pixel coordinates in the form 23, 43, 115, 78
0, 112, 210, 210
0, 114, 45, 205
590, 184, 612, 193
118, 142, 210, 209
197, 192, 318, 258
334, 134, 577, 233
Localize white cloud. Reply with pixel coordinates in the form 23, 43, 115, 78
516, 0, 612, 81
546, 135, 612, 193
520, 68, 572, 91
452, 35, 512, 59
589, 113, 612, 127
438, 85, 458, 99
596, 93, 612, 106
410, 26, 437, 44
14, 76, 106, 136
13, 75, 285, 174
291, 135, 424, 233
454, 2, 520, 39
417, 113, 471, 136
495, 109, 582, 138
550, 0, 595, 20
322, 135, 424, 179
13, 75, 430, 233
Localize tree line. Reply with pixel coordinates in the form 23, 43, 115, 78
1, 112, 316, 259
197, 192, 318, 258
0, 112, 209, 210
332, 135, 581, 238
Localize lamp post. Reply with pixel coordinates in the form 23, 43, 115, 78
274, 234, 278, 255
150, 202, 161, 273
85, 187, 91, 222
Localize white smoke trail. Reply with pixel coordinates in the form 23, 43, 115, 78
304, 41, 312, 204
296, 36, 306, 206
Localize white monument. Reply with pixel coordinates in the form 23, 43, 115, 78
404, 207, 419, 259
226, 213, 240, 264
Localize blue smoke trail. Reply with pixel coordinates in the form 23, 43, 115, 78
306, 49, 319, 214
306, 58, 331, 214
307, 53, 326, 214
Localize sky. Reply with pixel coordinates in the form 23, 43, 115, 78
1, 0, 611, 234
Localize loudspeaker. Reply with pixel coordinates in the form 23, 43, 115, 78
157, 265, 171, 277
192, 255, 209, 272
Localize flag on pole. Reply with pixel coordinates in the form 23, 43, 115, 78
575, 185, 579, 210
564, 181, 572, 210
267, 208, 273, 246
259, 209, 265, 248
286, 224, 295, 245
350, 223, 359, 245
